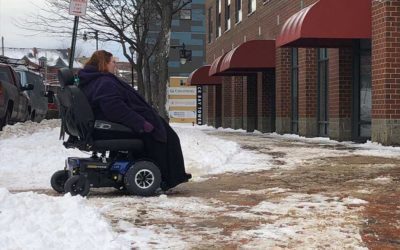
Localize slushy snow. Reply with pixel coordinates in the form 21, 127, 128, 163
1, 120, 398, 249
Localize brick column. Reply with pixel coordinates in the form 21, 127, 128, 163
207, 86, 216, 126
328, 48, 353, 141
298, 48, 318, 137
276, 48, 291, 133
257, 70, 276, 132
222, 76, 233, 128
371, 1, 400, 145
232, 76, 244, 129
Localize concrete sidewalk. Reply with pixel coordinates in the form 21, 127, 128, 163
173, 130, 400, 249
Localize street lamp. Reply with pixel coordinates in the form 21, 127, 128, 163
129, 45, 135, 87
83, 30, 99, 51
171, 43, 192, 65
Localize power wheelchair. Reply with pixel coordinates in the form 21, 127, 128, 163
50, 68, 162, 197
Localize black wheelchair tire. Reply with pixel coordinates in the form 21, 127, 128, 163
64, 175, 90, 197
50, 170, 69, 193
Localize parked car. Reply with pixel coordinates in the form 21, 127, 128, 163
45, 84, 60, 119
14, 66, 48, 122
0, 60, 33, 130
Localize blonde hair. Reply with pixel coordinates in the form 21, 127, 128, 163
85, 50, 113, 72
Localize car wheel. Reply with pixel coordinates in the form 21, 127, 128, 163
64, 175, 90, 196
30, 111, 36, 122
0, 109, 11, 131
50, 170, 69, 193
124, 161, 161, 196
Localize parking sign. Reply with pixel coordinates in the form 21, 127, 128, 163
69, 0, 88, 16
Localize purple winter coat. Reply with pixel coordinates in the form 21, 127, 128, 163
78, 65, 167, 143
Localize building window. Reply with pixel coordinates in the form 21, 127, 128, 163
216, 0, 221, 37
248, 0, 256, 14
235, 0, 242, 23
291, 48, 299, 134
353, 40, 371, 140
318, 48, 329, 137
208, 7, 213, 43
180, 9, 192, 20
225, 0, 231, 31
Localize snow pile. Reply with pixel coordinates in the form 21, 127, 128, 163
174, 125, 272, 178
0, 188, 129, 250
0, 121, 271, 190
0, 120, 86, 190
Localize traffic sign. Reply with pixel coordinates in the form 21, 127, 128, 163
69, 0, 88, 16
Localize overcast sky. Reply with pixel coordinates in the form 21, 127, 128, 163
0, 0, 126, 61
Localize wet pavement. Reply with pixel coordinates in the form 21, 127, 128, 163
200, 130, 400, 249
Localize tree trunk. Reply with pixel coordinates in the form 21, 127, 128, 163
152, 2, 173, 120
136, 54, 145, 97
143, 56, 152, 102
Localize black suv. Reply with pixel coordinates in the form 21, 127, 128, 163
14, 66, 48, 122
0, 59, 33, 130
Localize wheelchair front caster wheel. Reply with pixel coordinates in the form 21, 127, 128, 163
51, 170, 69, 193
64, 175, 90, 196
124, 161, 161, 196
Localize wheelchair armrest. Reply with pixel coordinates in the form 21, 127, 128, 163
94, 120, 133, 133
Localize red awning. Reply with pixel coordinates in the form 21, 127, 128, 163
208, 54, 228, 76
276, 0, 371, 48
219, 40, 275, 74
187, 65, 222, 86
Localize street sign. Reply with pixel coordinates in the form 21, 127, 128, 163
69, 0, 88, 16
196, 86, 203, 125
168, 99, 196, 107
168, 87, 196, 95
169, 111, 196, 119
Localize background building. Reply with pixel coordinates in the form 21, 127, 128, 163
187, 0, 400, 146
169, 0, 206, 77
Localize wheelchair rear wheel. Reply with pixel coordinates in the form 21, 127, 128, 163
124, 161, 161, 196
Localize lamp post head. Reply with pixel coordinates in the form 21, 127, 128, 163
83, 31, 88, 41
179, 57, 187, 65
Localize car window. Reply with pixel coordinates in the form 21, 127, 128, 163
17, 72, 25, 86
0, 67, 13, 84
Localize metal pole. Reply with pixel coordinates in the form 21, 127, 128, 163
1, 36, 4, 56
69, 16, 80, 69
131, 55, 134, 87
95, 30, 98, 51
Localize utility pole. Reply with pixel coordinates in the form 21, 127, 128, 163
1, 36, 4, 56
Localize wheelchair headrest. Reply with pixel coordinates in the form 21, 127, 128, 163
58, 68, 75, 88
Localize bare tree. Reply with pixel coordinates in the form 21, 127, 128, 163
18, 0, 190, 119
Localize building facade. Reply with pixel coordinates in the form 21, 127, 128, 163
169, 0, 206, 77
188, 0, 400, 145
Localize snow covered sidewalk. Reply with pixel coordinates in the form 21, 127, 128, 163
0, 120, 399, 249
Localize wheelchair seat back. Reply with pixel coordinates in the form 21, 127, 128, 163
57, 68, 95, 143
56, 68, 144, 153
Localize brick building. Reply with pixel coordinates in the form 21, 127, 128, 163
188, 0, 400, 145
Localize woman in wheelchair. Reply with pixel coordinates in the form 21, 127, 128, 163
77, 50, 191, 191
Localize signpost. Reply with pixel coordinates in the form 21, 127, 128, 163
68, 0, 88, 69
69, 0, 88, 16
196, 86, 203, 125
